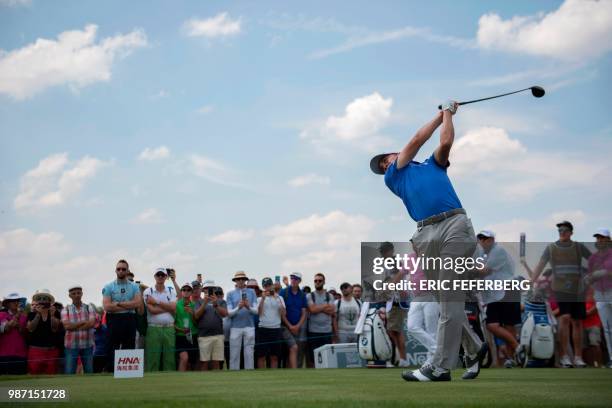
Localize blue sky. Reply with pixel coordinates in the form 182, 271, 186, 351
1, 0, 611, 305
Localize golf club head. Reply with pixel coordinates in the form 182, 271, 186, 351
531, 86, 545, 98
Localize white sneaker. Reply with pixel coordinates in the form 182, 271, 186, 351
560, 355, 573, 368
574, 356, 587, 368
398, 359, 410, 368
386, 361, 395, 368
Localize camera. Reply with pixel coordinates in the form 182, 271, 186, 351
207, 287, 214, 297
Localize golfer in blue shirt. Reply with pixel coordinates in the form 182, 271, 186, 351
370, 101, 487, 382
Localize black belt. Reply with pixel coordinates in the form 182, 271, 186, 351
417, 208, 466, 228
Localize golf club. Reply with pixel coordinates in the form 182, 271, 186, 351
438, 86, 545, 110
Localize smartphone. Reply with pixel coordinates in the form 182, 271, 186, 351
241, 291, 247, 301
197, 273, 202, 282
135, 280, 141, 285
275, 275, 280, 283
208, 287, 214, 297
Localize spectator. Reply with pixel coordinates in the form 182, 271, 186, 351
352, 284, 363, 301
335, 283, 361, 343
406, 249, 439, 365
328, 287, 341, 301
586, 228, 612, 368
226, 271, 257, 370
26, 289, 61, 375
194, 280, 228, 371
474, 230, 520, 366
92, 309, 107, 373
0, 293, 28, 375
306, 273, 336, 367
61, 285, 96, 374
256, 277, 286, 368
379, 242, 410, 368
248, 279, 262, 298
143, 268, 177, 371
280, 272, 308, 368
522, 221, 591, 368
175, 282, 197, 371
582, 289, 603, 367
303, 286, 312, 295
191, 280, 203, 303
102, 259, 142, 372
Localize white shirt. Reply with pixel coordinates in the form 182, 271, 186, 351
256, 295, 285, 329
144, 286, 177, 326
335, 297, 361, 332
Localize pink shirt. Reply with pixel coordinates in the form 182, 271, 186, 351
588, 248, 612, 293
0, 311, 28, 357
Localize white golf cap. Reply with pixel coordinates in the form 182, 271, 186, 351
477, 230, 495, 238
202, 279, 216, 288
593, 228, 610, 238
290, 272, 302, 280
67, 284, 82, 292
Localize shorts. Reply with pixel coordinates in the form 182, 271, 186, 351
282, 326, 299, 348
486, 301, 521, 326
255, 327, 282, 358
198, 335, 225, 362
554, 293, 586, 320
175, 335, 199, 363
584, 326, 601, 347
387, 305, 407, 332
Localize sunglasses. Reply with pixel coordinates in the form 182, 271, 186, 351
116, 267, 127, 272
558, 228, 571, 233
314, 279, 324, 283
155, 273, 167, 278
181, 288, 192, 292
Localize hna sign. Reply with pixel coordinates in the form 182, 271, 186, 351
114, 349, 144, 379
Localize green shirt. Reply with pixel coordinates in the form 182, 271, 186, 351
175, 298, 197, 336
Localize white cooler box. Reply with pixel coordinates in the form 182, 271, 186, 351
314, 343, 365, 369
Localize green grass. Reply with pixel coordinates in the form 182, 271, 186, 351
1, 368, 611, 407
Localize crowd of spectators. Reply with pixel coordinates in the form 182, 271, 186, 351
1, 221, 610, 374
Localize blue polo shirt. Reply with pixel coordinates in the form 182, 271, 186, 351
280, 287, 308, 326
384, 153, 462, 222
102, 279, 139, 314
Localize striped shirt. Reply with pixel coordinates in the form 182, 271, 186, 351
61, 304, 96, 349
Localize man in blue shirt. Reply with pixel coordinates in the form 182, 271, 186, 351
370, 102, 486, 382
101, 259, 142, 372
226, 271, 257, 370
280, 272, 308, 368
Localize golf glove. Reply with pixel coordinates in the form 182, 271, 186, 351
441, 100, 457, 114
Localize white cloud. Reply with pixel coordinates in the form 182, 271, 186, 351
208, 229, 255, 244
300, 92, 394, 154
310, 26, 473, 59
477, 0, 612, 61
14, 153, 108, 212
0, 24, 147, 100
138, 146, 170, 161
131, 208, 164, 225
183, 13, 242, 38
265, 210, 375, 254
0, 228, 199, 306
188, 154, 248, 189
450, 127, 604, 200
288, 173, 330, 188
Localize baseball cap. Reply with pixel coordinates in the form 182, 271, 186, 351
556, 220, 573, 231
154, 267, 167, 276
262, 277, 273, 287
290, 272, 302, 281
67, 284, 82, 292
369, 153, 396, 175
191, 280, 202, 288
593, 228, 611, 238
477, 230, 495, 239
181, 282, 192, 290
202, 279, 216, 288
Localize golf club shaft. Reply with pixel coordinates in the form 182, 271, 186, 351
437, 87, 533, 110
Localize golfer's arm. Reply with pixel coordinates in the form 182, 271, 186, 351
434, 110, 454, 167
397, 112, 443, 169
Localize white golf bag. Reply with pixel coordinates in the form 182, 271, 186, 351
355, 302, 394, 362
518, 303, 555, 366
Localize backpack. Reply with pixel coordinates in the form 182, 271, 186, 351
357, 306, 394, 361
310, 291, 331, 304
